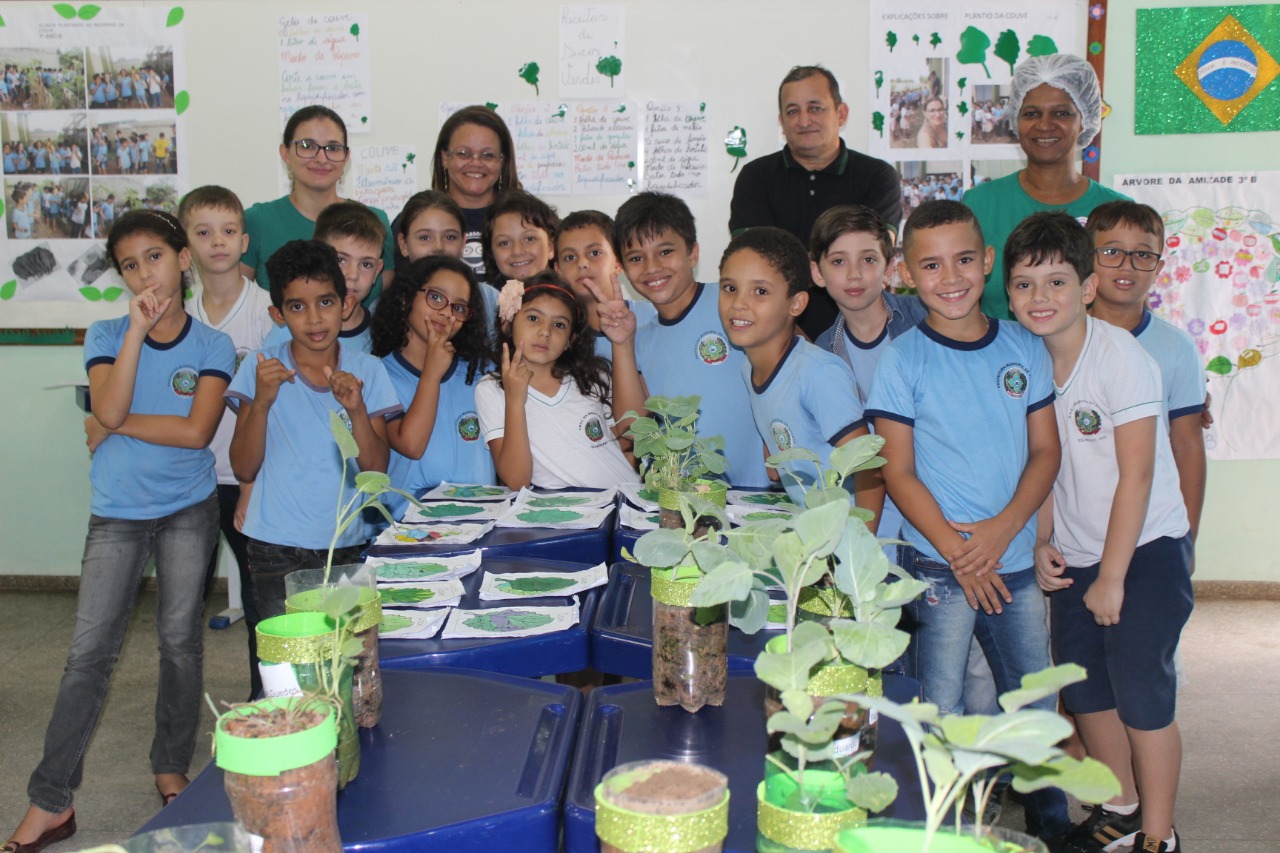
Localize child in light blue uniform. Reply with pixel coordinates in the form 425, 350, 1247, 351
371, 255, 497, 518
11, 184, 33, 238
262, 305, 372, 353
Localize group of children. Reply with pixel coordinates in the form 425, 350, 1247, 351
7, 181, 90, 239
1, 63, 85, 111
19, 155, 1200, 852
2, 139, 86, 175
89, 66, 167, 110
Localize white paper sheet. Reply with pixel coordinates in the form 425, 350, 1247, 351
364, 550, 482, 583
441, 601, 580, 639
478, 562, 608, 601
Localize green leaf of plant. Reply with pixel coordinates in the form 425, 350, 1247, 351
728, 587, 769, 634
793, 499, 848, 560
77, 4, 101, 20
690, 559, 754, 606
999, 663, 1087, 712
328, 410, 359, 460
322, 586, 359, 621
767, 447, 823, 468
166, 6, 184, 26
829, 619, 909, 670
101, 287, 123, 301
791, 620, 835, 659
0, 280, 15, 300
780, 690, 813, 720
846, 772, 900, 812
875, 577, 928, 610
53, 4, 76, 19
174, 90, 190, 115
1011, 755, 1121, 803
828, 434, 885, 476
354, 471, 391, 494
767, 710, 810, 737
938, 714, 991, 747
339, 637, 363, 658
922, 742, 960, 787
976, 709, 1074, 760
633, 527, 691, 568
79, 287, 102, 301
755, 644, 826, 692
832, 519, 890, 606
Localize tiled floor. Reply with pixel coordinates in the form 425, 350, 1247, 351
0, 591, 1275, 851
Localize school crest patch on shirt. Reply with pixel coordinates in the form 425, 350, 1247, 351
997, 362, 1028, 399
457, 412, 480, 442
770, 419, 794, 451
696, 331, 729, 365
581, 414, 606, 443
1072, 404, 1104, 437
170, 366, 198, 397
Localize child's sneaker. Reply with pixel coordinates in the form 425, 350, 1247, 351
1133, 831, 1182, 852
1060, 804, 1142, 852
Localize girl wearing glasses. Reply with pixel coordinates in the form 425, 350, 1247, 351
371, 255, 496, 517
241, 105, 395, 291
962, 54, 1129, 319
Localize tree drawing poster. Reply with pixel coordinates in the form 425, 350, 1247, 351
0, 4, 188, 328
1114, 171, 1280, 460
867, 0, 1077, 234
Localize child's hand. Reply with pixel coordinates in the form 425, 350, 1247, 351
954, 569, 1013, 615
584, 277, 636, 345
254, 352, 295, 406
1083, 576, 1124, 626
1033, 542, 1072, 592
325, 365, 366, 413
84, 414, 111, 452
234, 482, 253, 532
423, 317, 458, 383
501, 342, 533, 399
946, 516, 1014, 576
127, 282, 171, 335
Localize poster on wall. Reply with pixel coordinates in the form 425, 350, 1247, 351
0, 4, 187, 329
278, 13, 371, 134
867, 0, 1078, 232
1115, 171, 1280, 460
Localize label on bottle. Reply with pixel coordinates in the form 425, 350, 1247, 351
831, 730, 862, 759
258, 662, 302, 698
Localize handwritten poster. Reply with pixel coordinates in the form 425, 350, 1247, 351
572, 101, 637, 194
349, 144, 418, 219
503, 101, 574, 196
643, 100, 709, 196
278, 13, 372, 134
560, 5, 626, 98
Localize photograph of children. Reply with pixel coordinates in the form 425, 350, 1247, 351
91, 176, 179, 238
6, 176, 91, 239
90, 114, 178, 176
1, 112, 88, 176
888, 59, 948, 150
86, 47, 174, 110
897, 161, 963, 225
968, 159, 1023, 190
969, 86, 1016, 144
0, 48, 87, 111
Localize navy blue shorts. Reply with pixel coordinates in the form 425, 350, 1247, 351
1050, 534, 1194, 731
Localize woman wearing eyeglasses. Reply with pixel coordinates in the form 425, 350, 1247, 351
241, 105, 395, 290
916, 96, 948, 149
962, 54, 1129, 319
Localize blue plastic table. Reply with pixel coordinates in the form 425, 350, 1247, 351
137, 669, 582, 853
590, 562, 773, 677
380, 555, 603, 677
368, 511, 613, 566
562, 673, 924, 853
611, 516, 644, 564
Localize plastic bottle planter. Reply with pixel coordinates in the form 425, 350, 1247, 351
216, 698, 342, 853
115, 822, 252, 853
284, 565, 383, 728
595, 760, 729, 853
762, 637, 882, 762
833, 820, 1048, 853
256, 613, 360, 789
651, 564, 728, 712
756, 766, 867, 853
657, 479, 728, 536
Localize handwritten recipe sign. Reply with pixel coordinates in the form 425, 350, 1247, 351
643, 101, 709, 196
560, 5, 626, 98
278, 13, 372, 133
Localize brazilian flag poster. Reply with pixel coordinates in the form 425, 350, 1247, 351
1136, 5, 1280, 134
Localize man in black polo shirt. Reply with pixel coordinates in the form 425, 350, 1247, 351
729, 65, 902, 338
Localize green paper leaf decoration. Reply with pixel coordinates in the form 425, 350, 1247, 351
166, 7, 184, 27
516, 508, 582, 524
485, 101, 499, 111
379, 612, 412, 631
1027, 34, 1057, 57
528, 495, 590, 508
53, 4, 76, 20
79, 286, 102, 301
101, 287, 123, 301
0, 13, 7, 26
874, 71, 884, 97
463, 610, 554, 632
349, 22, 359, 40
956, 26, 992, 78
378, 586, 435, 605
912, 34, 920, 46
174, 90, 190, 115
958, 77, 967, 91
994, 29, 1021, 75
595, 55, 622, 87
497, 576, 577, 594
77, 4, 101, 20
0, 198, 5, 215
418, 502, 486, 518
929, 32, 942, 49
518, 61, 540, 95
958, 101, 970, 117
446, 484, 505, 498
886, 31, 898, 52
0, 280, 16, 300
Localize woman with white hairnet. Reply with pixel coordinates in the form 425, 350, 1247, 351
963, 53, 1129, 319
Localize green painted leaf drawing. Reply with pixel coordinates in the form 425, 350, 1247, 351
77, 4, 101, 20
405, 152, 416, 164
0, 199, 5, 216
886, 31, 898, 52
379, 613, 413, 632
874, 71, 884, 96
595, 55, 622, 87
527, 495, 590, 508
174, 90, 190, 115
994, 29, 1021, 75
956, 131, 965, 141
725, 126, 747, 172
0, 14, 6, 26
767, 603, 786, 623
496, 576, 577, 594
746, 511, 789, 521
912, 34, 920, 46
957, 101, 970, 117
645, 514, 660, 524
165, 7, 184, 27
616, 104, 627, 113
80, 287, 102, 302
53, 4, 76, 20
518, 61, 540, 95
419, 502, 486, 518
741, 493, 791, 505
446, 485, 505, 498
0, 280, 16, 300
699, 102, 706, 112
378, 562, 448, 580
101, 287, 123, 301
638, 487, 658, 502
485, 101, 499, 111
930, 32, 942, 49
957, 26, 992, 78
379, 586, 436, 605
872, 112, 885, 138
349, 22, 360, 41
516, 508, 583, 524
1206, 356, 1233, 376
958, 76, 967, 92
463, 610, 554, 632
1027, 35, 1057, 57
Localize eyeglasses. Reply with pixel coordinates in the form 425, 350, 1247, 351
423, 287, 473, 320
1095, 247, 1161, 272
446, 148, 503, 164
292, 139, 349, 162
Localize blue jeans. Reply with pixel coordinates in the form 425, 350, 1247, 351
900, 545, 1071, 839
28, 493, 219, 812
246, 539, 365, 621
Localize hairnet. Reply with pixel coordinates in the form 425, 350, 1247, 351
1010, 53, 1102, 147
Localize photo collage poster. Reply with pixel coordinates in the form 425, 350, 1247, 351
867, 0, 1078, 236
0, 5, 187, 328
